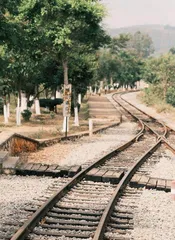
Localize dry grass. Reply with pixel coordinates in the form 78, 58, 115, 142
11, 137, 38, 155
139, 89, 175, 117
0, 97, 106, 140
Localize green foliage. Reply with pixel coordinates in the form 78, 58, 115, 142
21, 109, 32, 121
166, 87, 175, 107
96, 37, 143, 89
141, 85, 164, 106
142, 53, 175, 99
115, 50, 143, 88
109, 34, 130, 54
108, 25, 175, 55
169, 47, 175, 55
127, 31, 154, 58
39, 98, 63, 111
141, 84, 174, 113
1, 0, 109, 114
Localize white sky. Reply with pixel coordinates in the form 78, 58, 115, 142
102, 0, 175, 28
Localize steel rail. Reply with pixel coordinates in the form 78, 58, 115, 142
11, 91, 167, 240
92, 91, 172, 240
93, 136, 175, 240
120, 92, 168, 138
113, 92, 168, 138
93, 138, 162, 240
11, 124, 144, 240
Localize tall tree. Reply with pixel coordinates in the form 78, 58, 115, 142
143, 53, 175, 99
18, 0, 108, 130
127, 31, 154, 58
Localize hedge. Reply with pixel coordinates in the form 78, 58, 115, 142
39, 98, 63, 111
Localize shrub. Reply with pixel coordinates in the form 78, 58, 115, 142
50, 111, 55, 119
39, 98, 63, 111
166, 87, 175, 107
141, 84, 164, 106
21, 109, 32, 121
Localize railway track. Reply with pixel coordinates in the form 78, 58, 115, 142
8, 91, 175, 240
113, 93, 168, 138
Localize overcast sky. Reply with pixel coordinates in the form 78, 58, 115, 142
102, 0, 175, 28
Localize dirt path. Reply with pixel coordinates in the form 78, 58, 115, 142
122, 91, 175, 130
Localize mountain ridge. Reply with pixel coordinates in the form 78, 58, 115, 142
107, 24, 175, 54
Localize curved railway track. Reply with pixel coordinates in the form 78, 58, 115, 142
8, 91, 175, 240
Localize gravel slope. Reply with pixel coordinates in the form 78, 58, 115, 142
24, 122, 138, 167
132, 189, 175, 240
0, 175, 69, 237
149, 149, 175, 179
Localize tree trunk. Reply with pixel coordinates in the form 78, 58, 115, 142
56, 87, 61, 98
3, 96, 8, 124
89, 86, 92, 95
35, 99, 41, 115
73, 87, 79, 126
45, 89, 49, 98
74, 107, 79, 126
110, 77, 113, 86
62, 60, 69, 132
7, 103, 10, 119
7, 94, 10, 118
21, 92, 27, 112
100, 80, 104, 89
78, 94, 81, 105
63, 60, 68, 85
16, 89, 21, 126
35, 85, 41, 115
51, 88, 55, 99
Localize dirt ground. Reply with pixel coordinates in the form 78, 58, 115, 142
123, 91, 175, 130
0, 100, 92, 139
0, 96, 117, 140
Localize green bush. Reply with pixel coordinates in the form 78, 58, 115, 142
141, 84, 164, 106
39, 98, 63, 111
21, 109, 32, 121
166, 87, 175, 107
50, 111, 55, 119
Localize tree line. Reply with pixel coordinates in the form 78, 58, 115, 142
0, 0, 109, 126
2, 1, 174, 127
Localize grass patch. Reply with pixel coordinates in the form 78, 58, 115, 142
139, 85, 175, 114
28, 127, 63, 139
140, 85, 164, 107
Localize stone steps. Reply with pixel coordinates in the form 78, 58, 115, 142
88, 95, 119, 119
0, 151, 19, 174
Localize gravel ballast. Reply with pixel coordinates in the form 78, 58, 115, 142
24, 122, 138, 167
0, 175, 69, 237
132, 189, 175, 240
149, 149, 175, 179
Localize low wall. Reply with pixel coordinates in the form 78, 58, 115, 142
0, 121, 120, 155
0, 133, 39, 155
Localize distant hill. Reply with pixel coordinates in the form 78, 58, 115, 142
107, 25, 175, 55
